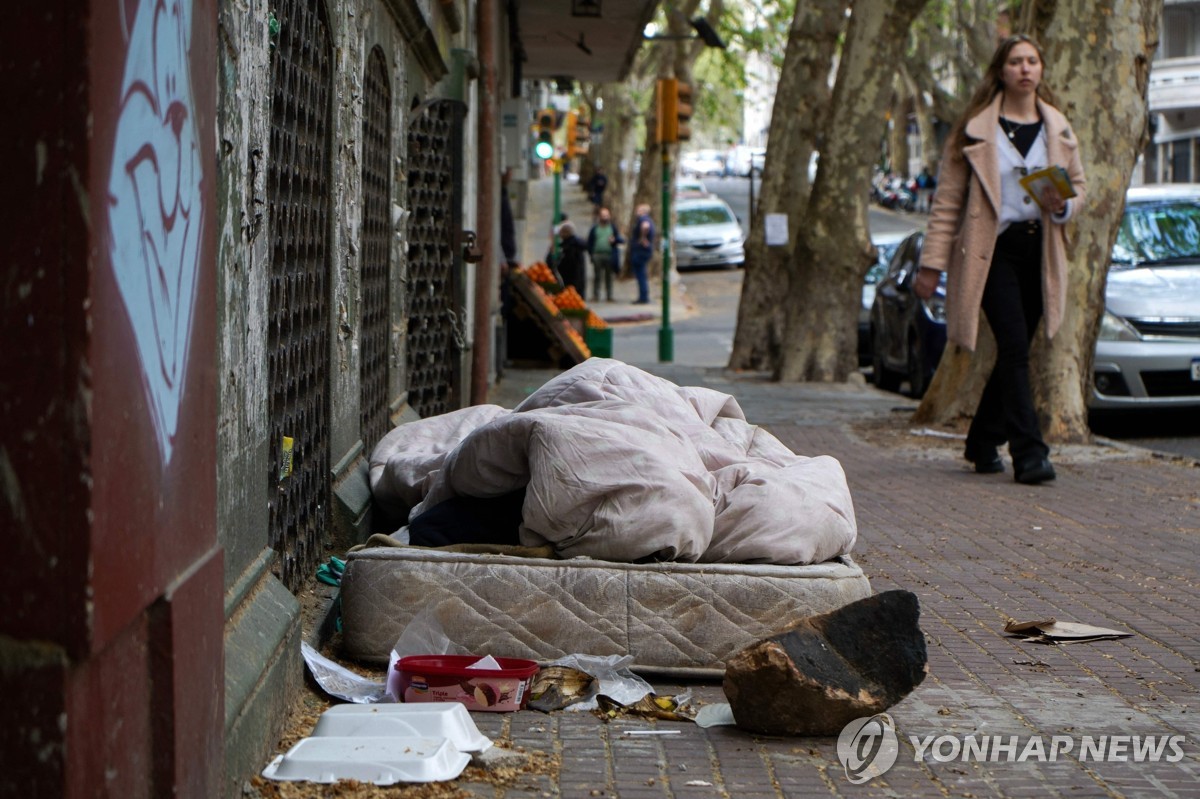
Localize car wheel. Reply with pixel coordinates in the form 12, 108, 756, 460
907, 333, 928, 398
872, 327, 901, 392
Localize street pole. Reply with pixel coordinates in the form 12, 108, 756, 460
658, 146, 674, 362
552, 158, 562, 261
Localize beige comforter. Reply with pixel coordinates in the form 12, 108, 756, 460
369, 359, 856, 565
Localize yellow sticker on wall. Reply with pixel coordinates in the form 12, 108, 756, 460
279, 436, 294, 481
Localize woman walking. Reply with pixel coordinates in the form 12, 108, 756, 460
914, 35, 1086, 484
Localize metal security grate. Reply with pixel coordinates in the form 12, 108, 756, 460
405, 99, 466, 418
360, 47, 392, 452
267, 0, 333, 593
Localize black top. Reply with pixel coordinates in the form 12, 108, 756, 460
1000, 117, 1043, 158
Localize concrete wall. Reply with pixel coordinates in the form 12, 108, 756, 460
215, 0, 471, 794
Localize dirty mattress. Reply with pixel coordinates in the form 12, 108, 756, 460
339, 547, 871, 675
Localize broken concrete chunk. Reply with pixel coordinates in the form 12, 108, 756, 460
722, 590, 927, 736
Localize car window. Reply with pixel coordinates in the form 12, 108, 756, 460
886, 237, 914, 279
1112, 201, 1200, 266
678, 205, 734, 226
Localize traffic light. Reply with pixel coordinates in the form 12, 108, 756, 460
573, 111, 591, 156
534, 109, 555, 160
565, 110, 578, 158
565, 109, 592, 159
656, 78, 693, 144
674, 81, 693, 143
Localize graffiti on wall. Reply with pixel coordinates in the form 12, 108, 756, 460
107, 0, 203, 466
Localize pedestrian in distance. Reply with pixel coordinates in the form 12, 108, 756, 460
587, 167, 608, 212
553, 220, 590, 301
915, 165, 937, 213
587, 207, 624, 302
629, 203, 655, 305
913, 34, 1086, 485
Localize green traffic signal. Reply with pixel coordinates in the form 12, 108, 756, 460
534, 133, 554, 160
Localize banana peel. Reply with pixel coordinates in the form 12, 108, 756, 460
527, 665, 598, 712
594, 692, 696, 722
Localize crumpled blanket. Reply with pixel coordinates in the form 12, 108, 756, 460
369, 359, 857, 565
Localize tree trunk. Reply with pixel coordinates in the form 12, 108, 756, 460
914, 0, 1161, 441
901, 64, 940, 173
777, 0, 931, 383
1031, 0, 1161, 442
596, 83, 638, 237
888, 83, 910, 177
728, 0, 845, 371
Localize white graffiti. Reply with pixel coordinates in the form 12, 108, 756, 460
107, 0, 202, 466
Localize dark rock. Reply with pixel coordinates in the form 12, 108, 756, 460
722, 590, 927, 736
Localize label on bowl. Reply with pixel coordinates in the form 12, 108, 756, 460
404, 675, 527, 711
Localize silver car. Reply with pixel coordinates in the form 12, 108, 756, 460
1092, 185, 1200, 409
673, 196, 745, 270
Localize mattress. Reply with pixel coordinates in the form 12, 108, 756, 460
339, 547, 872, 676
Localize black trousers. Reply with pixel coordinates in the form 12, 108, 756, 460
966, 220, 1050, 463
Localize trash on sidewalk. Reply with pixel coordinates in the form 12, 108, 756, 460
723, 590, 928, 736
595, 691, 695, 722
301, 641, 391, 704
693, 703, 736, 728
392, 654, 540, 711
261, 702, 491, 786
908, 427, 966, 440
315, 555, 346, 586
1004, 617, 1133, 644
526, 665, 598, 712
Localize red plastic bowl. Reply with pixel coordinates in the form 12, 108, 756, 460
394, 655, 540, 712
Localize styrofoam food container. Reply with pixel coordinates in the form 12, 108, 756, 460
261, 735, 469, 784
394, 655, 540, 712
311, 702, 492, 752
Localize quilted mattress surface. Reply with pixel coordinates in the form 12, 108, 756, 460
340, 547, 872, 675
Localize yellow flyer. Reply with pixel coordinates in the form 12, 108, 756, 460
1019, 166, 1076, 210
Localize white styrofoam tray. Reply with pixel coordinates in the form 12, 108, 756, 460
262, 702, 494, 784
311, 702, 492, 752
261, 735, 469, 784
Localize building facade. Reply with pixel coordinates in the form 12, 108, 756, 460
1145, 0, 1200, 183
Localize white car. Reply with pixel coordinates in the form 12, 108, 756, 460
1091, 185, 1200, 409
675, 177, 709, 198
681, 149, 726, 177
673, 196, 745, 270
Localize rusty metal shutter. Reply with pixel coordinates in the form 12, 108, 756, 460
360, 47, 392, 452
267, 0, 333, 592
405, 99, 466, 419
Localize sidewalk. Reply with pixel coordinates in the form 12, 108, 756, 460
519, 173, 695, 328
473, 364, 1200, 798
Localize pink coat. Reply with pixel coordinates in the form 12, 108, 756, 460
920, 94, 1087, 351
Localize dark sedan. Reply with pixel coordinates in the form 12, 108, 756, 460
868, 231, 947, 398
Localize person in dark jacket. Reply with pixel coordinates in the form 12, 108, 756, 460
553, 221, 589, 300
587, 167, 608, 209
586, 207, 623, 302
629, 203, 655, 304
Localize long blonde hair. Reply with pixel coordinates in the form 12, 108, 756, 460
947, 34, 1059, 158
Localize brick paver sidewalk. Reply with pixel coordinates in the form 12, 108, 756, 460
460, 368, 1200, 799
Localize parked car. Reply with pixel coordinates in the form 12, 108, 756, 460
728, 146, 766, 176
869, 186, 1200, 408
859, 231, 909, 366
868, 231, 946, 397
675, 177, 709, 198
1091, 185, 1200, 409
681, 149, 726, 177
673, 196, 745, 270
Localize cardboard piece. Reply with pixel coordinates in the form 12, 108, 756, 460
1004, 617, 1132, 644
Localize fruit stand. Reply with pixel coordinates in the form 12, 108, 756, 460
505, 264, 612, 368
